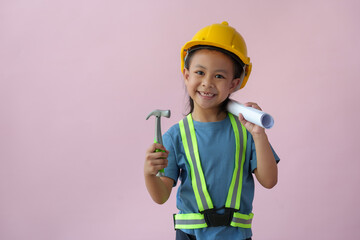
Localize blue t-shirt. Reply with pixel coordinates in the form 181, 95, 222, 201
163, 114, 279, 240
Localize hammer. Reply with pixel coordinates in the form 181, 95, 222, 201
146, 109, 171, 177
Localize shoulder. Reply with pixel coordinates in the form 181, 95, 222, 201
163, 120, 183, 148
164, 121, 181, 138
227, 113, 254, 146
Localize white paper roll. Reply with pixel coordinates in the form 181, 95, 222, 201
227, 99, 274, 129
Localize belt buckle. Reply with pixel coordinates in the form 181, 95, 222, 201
202, 208, 234, 227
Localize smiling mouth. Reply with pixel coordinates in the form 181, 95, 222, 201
198, 91, 215, 97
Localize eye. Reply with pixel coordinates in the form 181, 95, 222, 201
195, 71, 205, 76
215, 74, 225, 79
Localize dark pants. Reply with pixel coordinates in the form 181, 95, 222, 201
176, 229, 252, 240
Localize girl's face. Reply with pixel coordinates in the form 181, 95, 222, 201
183, 49, 241, 117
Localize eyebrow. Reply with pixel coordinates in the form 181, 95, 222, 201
194, 64, 229, 74
194, 64, 206, 69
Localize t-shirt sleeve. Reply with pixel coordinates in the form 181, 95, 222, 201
163, 131, 180, 187
250, 135, 280, 173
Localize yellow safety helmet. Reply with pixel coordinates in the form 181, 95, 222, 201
181, 21, 252, 90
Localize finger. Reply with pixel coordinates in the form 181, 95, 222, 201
148, 159, 168, 170
243, 102, 253, 107
149, 158, 168, 166
238, 113, 256, 132
238, 113, 247, 125
244, 102, 262, 111
147, 144, 156, 153
154, 143, 167, 152
147, 143, 167, 153
238, 113, 245, 121
152, 150, 169, 159
145, 159, 168, 176
252, 103, 262, 111
146, 148, 169, 160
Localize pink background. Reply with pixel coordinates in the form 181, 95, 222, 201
1, 0, 360, 239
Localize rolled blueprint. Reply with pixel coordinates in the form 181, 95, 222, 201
227, 99, 274, 129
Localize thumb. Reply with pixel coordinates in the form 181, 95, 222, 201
238, 113, 247, 125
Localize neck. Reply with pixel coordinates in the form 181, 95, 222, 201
191, 108, 227, 122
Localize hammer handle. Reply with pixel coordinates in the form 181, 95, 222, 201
154, 140, 165, 177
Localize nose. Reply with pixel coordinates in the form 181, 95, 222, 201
201, 75, 214, 88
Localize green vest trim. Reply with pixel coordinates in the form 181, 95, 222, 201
174, 113, 253, 229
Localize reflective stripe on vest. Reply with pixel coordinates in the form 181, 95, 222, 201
173, 212, 254, 229
174, 113, 253, 229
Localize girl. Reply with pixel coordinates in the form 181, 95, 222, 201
144, 22, 279, 240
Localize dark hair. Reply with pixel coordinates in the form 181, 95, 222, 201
184, 45, 244, 115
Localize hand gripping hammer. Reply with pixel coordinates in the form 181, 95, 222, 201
146, 109, 171, 177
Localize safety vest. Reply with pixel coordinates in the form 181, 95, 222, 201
173, 113, 254, 229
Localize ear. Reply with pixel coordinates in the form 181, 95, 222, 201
183, 68, 190, 83
229, 78, 241, 93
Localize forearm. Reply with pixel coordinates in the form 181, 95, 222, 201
253, 133, 278, 189
144, 143, 173, 204
145, 175, 172, 204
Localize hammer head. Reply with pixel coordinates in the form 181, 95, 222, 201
146, 109, 171, 120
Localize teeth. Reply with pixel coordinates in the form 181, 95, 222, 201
199, 91, 214, 97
